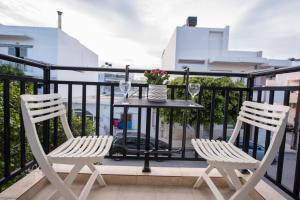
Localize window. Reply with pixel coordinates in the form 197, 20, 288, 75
8, 47, 27, 58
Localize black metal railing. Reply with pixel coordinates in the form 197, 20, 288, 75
0, 53, 300, 199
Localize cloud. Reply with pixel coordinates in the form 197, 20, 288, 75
0, 0, 299, 66
230, 0, 300, 59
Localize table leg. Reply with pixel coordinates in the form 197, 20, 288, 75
143, 107, 151, 173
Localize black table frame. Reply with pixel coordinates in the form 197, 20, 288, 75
113, 98, 204, 172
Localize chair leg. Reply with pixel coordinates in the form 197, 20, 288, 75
48, 164, 84, 200
193, 165, 213, 188
87, 164, 106, 186
224, 169, 242, 191
215, 167, 235, 190
202, 173, 225, 200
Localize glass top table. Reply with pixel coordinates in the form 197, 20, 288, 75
113, 98, 204, 172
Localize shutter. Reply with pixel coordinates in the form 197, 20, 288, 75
8, 47, 16, 56
20, 47, 27, 58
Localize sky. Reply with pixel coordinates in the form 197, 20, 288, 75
0, 0, 299, 67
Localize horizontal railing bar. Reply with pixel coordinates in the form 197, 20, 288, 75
0, 54, 247, 77
0, 74, 44, 82
251, 65, 300, 77
253, 86, 300, 91
50, 80, 119, 86
3, 53, 300, 78
51, 65, 249, 77
50, 80, 249, 90
0, 54, 48, 69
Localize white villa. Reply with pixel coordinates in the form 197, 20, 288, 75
162, 17, 292, 73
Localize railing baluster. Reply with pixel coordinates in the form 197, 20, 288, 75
243, 78, 254, 154
155, 108, 160, 159
81, 84, 86, 136
68, 83, 73, 131
252, 90, 262, 159
19, 81, 26, 168
276, 90, 290, 184
209, 89, 216, 140
235, 90, 243, 147
33, 82, 38, 94
265, 90, 274, 154
3, 80, 10, 178
168, 87, 175, 158
95, 84, 101, 136
53, 83, 58, 148
43, 68, 50, 153
222, 89, 229, 140
109, 86, 114, 157
293, 90, 300, 198
181, 68, 189, 158
137, 86, 142, 157
122, 107, 128, 157
123, 65, 129, 156
195, 88, 203, 159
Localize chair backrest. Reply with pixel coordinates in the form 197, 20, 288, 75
229, 101, 290, 144
21, 93, 73, 140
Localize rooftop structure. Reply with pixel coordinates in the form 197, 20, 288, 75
162, 17, 292, 73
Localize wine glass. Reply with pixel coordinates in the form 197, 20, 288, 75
188, 83, 200, 106
119, 80, 131, 104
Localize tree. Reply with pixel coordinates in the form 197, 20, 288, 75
160, 77, 245, 127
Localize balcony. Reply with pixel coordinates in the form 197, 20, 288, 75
0, 54, 300, 200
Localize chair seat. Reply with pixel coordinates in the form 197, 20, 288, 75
48, 135, 112, 164
192, 139, 260, 169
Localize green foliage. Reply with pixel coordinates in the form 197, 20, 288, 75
0, 64, 24, 76
160, 77, 245, 127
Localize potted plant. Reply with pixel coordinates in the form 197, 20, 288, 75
144, 68, 170, 102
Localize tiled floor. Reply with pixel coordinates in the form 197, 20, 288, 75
0, 165, 267, 200
32, 183, 240, 200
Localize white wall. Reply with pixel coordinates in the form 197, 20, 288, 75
0, 25, 58, 78
162, 30, 177, 70
162, 24, 291, 73
56, 30, 99, 98
175, 26, 210, 71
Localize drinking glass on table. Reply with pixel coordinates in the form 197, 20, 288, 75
188, 83, 200, 106
119, 80, 131, 104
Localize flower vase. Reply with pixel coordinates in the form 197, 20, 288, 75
147, 84, 167, 102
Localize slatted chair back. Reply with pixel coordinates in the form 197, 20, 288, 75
229, 101, 289, 144
21, 94, 78, 200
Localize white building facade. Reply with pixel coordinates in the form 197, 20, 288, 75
0, 25, 99, 99
162, 19, 291, 73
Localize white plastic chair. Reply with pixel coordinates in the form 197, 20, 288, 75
192, 101, 290, 200
20, 93, 113, 200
